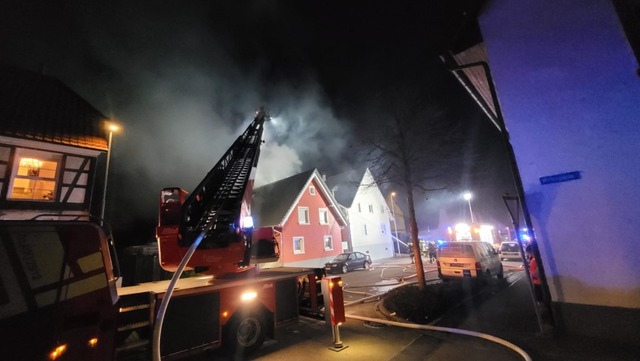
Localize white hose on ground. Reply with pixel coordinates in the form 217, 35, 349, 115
344, 313, 533, 361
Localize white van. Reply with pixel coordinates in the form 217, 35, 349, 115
437, 241, 504, 281
499, 241, 522, 261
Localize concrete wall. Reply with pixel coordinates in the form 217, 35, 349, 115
479, 0, 640, 341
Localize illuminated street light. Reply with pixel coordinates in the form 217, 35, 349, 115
390, 192, 399, 254
101, 122, 121, 225
463, 191, 475, 223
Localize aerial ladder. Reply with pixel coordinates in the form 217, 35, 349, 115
156, 107, 278, 276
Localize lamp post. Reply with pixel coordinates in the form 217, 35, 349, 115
463, 191, 475, 223
101, 122, 120, 225
390, 192, 399, 254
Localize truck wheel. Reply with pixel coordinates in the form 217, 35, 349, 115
341, 265, 348, 274
224, 312, 266, 356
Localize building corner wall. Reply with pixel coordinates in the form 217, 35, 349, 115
478, 0, 640, 342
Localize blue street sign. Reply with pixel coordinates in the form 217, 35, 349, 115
539, 171, 581, 185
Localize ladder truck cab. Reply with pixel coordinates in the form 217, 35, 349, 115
0, 108, 326, 361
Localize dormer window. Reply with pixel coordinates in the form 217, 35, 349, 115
309, 186, 316, 195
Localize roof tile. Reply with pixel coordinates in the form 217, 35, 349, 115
0, 67, 109, 151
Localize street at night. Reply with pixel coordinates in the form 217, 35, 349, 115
2, 1, 640, 360
186, 257, 634, 361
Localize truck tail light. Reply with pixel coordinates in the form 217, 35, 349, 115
88, 337, 99, 348
48, 344, 67, 360
475, 262, 482, 271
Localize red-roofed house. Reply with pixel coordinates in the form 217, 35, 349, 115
0, 67, 110, 220
252, 169, 348, 268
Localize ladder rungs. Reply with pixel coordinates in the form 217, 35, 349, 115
118, 321, 150, 332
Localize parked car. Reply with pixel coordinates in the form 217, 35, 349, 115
325, 252, 372, 274
499, 241, 522, 261
437, 241, 504, 281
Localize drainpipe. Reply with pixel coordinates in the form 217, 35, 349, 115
442, 55, 551, 334
273, 227, 284, 267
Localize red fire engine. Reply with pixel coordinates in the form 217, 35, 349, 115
0, 108, 326, 361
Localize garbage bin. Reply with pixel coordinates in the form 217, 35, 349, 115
120, 243, 172, 286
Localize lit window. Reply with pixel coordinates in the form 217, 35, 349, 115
293, 237, 305, 254
319, 208, 329, 225
9, 154, 60, 201
298, 207, 310, 224
324, 235, 333, 251
309, 186, 316, 195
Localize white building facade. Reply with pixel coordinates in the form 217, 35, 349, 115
344, 169, 394, 261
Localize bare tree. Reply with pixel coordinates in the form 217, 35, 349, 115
359, 91, 465, 288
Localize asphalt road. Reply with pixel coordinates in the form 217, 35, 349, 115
188, 257, 527, 361
188, 257, 639, 361
339, 256, 524, 301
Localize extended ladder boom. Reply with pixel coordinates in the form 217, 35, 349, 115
156, 108, 274, 274
179, 108, 268, 248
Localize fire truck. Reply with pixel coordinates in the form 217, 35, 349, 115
447, 222, 498, 245
0, 109, 326, 361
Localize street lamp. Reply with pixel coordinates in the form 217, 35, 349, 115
101, 122, 121, 225
463, 191, 475, 223
390, 192, 399, 254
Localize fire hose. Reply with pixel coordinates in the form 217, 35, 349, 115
341, 265, 532, 361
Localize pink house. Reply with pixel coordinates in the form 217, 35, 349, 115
252, 169, 348, 268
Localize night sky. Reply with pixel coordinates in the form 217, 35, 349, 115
1, 1, 516, 245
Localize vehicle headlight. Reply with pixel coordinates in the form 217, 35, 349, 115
241, 291, 257, 302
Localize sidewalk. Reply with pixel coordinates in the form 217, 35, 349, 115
243, 256, 639, 361
370, 256, 640, 361
430, 274, 639, 361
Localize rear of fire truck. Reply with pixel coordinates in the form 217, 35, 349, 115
0, 219, 120, 361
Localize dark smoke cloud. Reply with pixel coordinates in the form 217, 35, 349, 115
1, 1, 516, 243
1, 1, 353, 230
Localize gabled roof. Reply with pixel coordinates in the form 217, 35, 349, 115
325, 167, 368, 208
0, 66, 109, 151
252, 168, 347, 227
